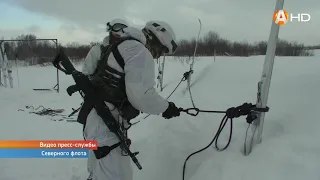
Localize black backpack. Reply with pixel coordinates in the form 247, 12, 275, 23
77, 37, 141, 125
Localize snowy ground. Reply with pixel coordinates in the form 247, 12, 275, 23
1, 51, 320, 180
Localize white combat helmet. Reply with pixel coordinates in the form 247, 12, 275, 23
143, 20, 178, 54
107, 18, 128, 32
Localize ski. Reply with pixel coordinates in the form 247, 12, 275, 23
156, 58, 161, 88
186, 18, 201, 107
156, 56, 166, 91
0, 42, 13, 88
243, 0, 284, 155
6, 53, 13, 88
160, 55, 165, 91
0, 42, 8, 87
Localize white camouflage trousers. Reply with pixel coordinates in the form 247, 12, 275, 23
84, 109, 133, 180
87, 148, 133, 180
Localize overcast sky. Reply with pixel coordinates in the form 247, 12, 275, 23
0, 0, 319, 45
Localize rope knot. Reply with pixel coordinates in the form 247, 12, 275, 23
226, 103, 254, 119
226, 107, 240, 118
182, 70, 193, 81
238, 103, 254, 115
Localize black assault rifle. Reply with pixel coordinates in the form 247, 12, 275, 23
52, 48, 142, 170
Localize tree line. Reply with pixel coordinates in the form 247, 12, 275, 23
1, 34, 92, 65
0, 32, 316, 65
174, 31, 314, 57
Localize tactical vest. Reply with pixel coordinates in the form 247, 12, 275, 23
77, 37, 141, 125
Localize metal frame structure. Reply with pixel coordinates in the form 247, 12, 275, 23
0, 38, 60, 93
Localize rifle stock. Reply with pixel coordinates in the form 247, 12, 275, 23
52, 48, 76, 74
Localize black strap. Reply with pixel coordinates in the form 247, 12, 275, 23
112, 47, 125, 69
100, 44, 110, 61
101, 37, 141, 70
93, 142, 121, 159
104, 65, 124, 76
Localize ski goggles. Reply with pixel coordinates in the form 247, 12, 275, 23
107, 22, 128, 32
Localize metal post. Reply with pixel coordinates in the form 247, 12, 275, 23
244, 0, 284, 155
0, 38, 59, 91
53, 39, 59, 93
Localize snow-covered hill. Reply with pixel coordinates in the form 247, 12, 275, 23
1, 53, 319, 180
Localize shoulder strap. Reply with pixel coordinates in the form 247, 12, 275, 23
112, 45, 125, 69
96, 37, 141, 74
100, 44, 110, 62
111, 37, 141, 69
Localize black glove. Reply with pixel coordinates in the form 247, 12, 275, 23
162, 102, 180, 119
